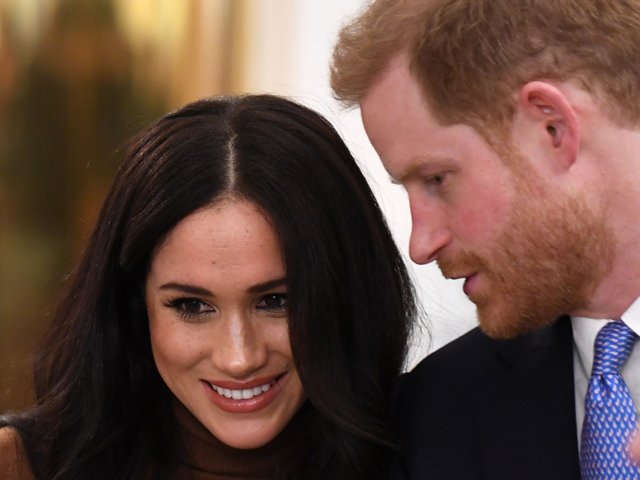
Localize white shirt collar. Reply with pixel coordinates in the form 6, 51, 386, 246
622, 296, 640, 336
571, 296, 640, 445
572, 296, 640, 375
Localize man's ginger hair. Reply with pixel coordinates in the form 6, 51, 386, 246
331, 0, 640, 128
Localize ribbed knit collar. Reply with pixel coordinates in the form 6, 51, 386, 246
172, 398, 310, 479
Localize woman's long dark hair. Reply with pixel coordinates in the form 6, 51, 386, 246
1, 95, 416, 479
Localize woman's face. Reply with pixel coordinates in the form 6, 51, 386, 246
145, 198, 306, 449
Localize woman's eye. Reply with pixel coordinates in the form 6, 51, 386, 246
257, 294, 288, 314
167, 298, 213, 319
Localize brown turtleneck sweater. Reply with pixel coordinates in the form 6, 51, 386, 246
172, 399, 309, 479
0, 402, 310, 480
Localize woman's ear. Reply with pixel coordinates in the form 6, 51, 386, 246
512, 81, 581, 173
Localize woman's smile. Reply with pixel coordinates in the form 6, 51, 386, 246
202, 372, 291, 413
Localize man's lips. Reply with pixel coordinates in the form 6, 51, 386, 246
443, 271, 478, 296
439, 256, 482, 298
462, 273, 478, 297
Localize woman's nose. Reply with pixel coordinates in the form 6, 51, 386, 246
212, 312, 268, 378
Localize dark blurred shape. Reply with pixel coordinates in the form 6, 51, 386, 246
0, 0, 238, 410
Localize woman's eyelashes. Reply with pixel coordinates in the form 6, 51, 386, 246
166, 297, 214, 321
164, 293, 288, 320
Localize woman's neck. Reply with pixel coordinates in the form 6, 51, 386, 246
171, 397, 310, 479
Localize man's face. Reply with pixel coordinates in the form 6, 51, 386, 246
361, 54, 612, 339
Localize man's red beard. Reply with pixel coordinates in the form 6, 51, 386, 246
438, 174, 613, 339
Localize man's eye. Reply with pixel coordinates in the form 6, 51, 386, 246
423, 172, 451, 193
429, 173, 446, 185
257, 294, 288, 314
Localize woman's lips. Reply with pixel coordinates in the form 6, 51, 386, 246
201, 373, 288, 413
209, 377, 277, 400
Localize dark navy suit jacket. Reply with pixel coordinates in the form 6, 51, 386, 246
391, 316, 580, 479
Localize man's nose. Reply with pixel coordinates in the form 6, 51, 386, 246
408, 196, 452, 264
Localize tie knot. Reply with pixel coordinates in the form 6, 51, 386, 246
592, 321, 638, 375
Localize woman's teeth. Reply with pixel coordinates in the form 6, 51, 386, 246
208, 379, 276, 400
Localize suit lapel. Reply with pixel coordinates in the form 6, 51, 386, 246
474, 316, 580, 480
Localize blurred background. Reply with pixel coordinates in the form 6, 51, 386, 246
0, 0, 476, 412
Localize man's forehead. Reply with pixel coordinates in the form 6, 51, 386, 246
362, 53, 415, 111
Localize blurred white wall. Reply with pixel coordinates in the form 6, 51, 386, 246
239, 0, 478, 368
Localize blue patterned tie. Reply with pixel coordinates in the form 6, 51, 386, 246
580, 320, 640, 479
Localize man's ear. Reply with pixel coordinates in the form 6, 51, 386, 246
513, 81, 580, 173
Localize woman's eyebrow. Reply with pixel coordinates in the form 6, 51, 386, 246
247, 277, 287, 294
158, 278, 287, 296
158, 283, 212, 296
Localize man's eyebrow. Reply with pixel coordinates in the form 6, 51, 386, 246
393, 155, 453, 184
